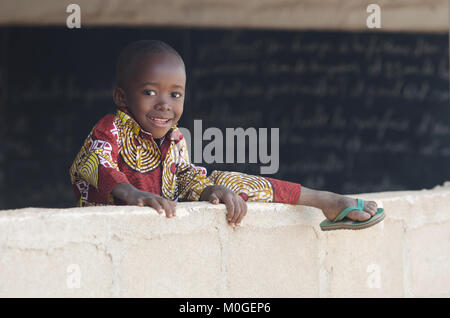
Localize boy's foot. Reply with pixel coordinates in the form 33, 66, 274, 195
320, 193, 378, 222
298, 187, 378, 222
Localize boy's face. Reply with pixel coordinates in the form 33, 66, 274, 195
115, 52, 186, 139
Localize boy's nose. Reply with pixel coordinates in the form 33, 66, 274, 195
154, 102, 170, 111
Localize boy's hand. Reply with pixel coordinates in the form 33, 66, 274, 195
200, 185, 247, 226
112, 183, 177, 218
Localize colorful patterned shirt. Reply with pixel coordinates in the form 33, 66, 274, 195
69, 108, 213, 206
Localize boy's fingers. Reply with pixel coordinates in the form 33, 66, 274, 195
208, 193, 220, 204
231, 195, 243, 224
235, 199, 247, 225
159, 199, 176, 218
144, 198, 164, 215
223, 194, 235, 224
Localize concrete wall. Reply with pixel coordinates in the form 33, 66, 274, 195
0, 0, 448, 31
1, 184, 450, 297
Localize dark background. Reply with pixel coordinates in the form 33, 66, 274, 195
0, 27, 448, 209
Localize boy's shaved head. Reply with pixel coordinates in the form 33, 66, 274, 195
112, 39, 186, 139
115, 40, 185, 88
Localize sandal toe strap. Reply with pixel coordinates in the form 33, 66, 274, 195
333, 198, 364, 223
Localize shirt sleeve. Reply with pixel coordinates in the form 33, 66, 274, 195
69, 115, 130, 206
174, 134, 214, 201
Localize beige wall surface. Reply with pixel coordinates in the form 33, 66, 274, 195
0, 0, 448, 31
1, 184, 450, 297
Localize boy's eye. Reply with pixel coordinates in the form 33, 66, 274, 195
171, 92, 182, 98
144, 89, 156, 96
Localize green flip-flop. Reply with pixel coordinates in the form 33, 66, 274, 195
319, 198, 385, 231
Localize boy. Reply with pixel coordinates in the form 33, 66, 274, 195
70, 40, 385, 231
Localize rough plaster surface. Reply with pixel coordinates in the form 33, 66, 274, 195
1, 184, 450, 297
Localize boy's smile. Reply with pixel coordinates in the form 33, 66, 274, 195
114, 52, 186, 139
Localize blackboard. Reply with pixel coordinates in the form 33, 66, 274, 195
0, 27, 448, 209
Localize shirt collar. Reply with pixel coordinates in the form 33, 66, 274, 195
116, 107, 181, 142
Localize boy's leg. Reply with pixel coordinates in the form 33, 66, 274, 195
298, 186, 378, 221
208, 170, 379, 221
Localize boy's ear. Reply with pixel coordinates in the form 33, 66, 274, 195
113, 86, 127, 108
